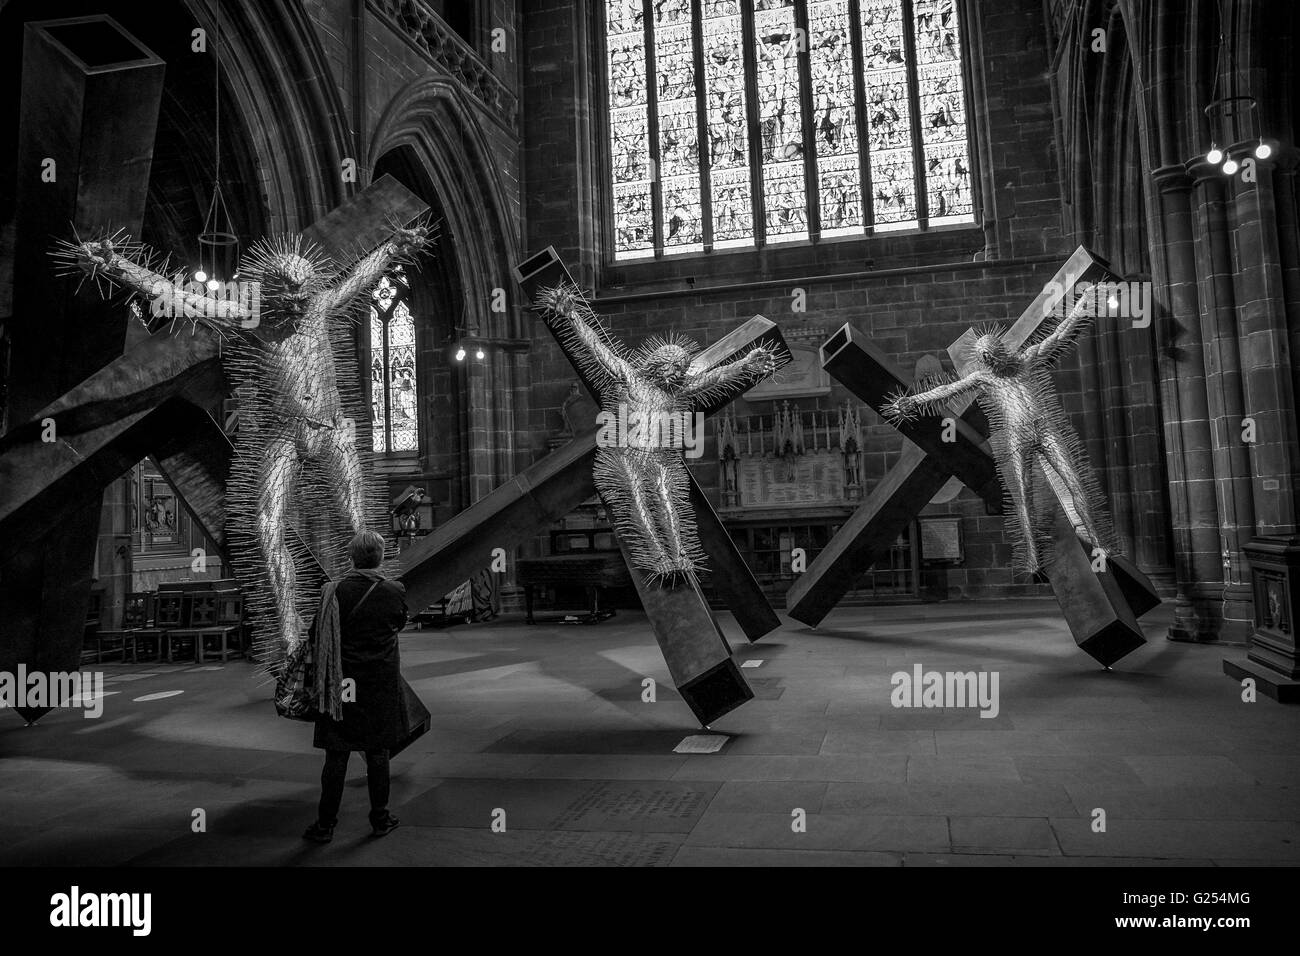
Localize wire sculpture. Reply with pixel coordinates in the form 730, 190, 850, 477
882, 283, 1115, 574
535, 282, 782, 582
55, 221, 435, 665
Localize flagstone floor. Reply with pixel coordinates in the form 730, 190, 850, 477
2, 599, 1298, 867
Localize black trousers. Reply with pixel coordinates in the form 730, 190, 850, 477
317, 748, 390, 826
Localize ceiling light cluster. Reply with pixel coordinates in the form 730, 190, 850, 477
1202, 95, 1271, 177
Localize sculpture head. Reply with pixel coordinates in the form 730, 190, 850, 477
971, 331, 1018, 374
640, 343, 693, 391
257, 251, 318, 317
241, 236, 332, 325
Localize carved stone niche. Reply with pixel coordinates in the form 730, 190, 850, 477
1223, 535, 1300, 703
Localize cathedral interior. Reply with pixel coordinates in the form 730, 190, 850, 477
1, 0, 1299, 889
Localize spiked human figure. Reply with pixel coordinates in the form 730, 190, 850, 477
59, 223, 434, 660
537, 283, 780, 580
882, 283, 1113, 574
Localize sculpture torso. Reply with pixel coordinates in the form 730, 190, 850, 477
603, 371, 692, 454
255, 304, 344, 447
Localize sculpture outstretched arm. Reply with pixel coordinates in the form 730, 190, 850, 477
61, 236, 253, 327
314, 224, 432, 315
567, 311, 634, 382
533, 282, 633, 385
683, 346, 778, 398
881, 371, 986, 424
1022, 282, 1103, 366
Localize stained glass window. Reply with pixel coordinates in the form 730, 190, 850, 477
753, 0, 807, 242
369, 268, 419, 453
601, 0, 974, 258
605, 0, 655, 259
808, 0, 862, 236
912, 0, 972, 223
702, 1, 753, 248
654, 0, 704, 252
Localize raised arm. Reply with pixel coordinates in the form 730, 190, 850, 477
535, 283, 634, 384
881, 370, 987, 424
314, 224, 433, 315
682, 346, 777, 399
1021, 282, 1103, 366
62, 236, 253, 327
567, 310, 634, 382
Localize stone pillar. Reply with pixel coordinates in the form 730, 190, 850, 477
1151, 165, 1225, 641
1187, 157, 1256, 637
1229, 153, 1300, 540
1273, 152, 1300, 445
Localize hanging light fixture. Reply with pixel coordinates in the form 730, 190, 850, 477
1200, 19, 1270, 179
196, 3, 238, 285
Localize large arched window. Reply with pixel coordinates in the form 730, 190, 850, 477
602, 0, 974, 260
369, 266, 419, 453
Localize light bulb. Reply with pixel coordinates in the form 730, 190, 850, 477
455, 347, 466, 362
1256, 141, 1272, 159
1223, 157, 1239, 175
206, 278, 220, 291
1206, 145, 1223, 165
475, 348, 485, 360
1107, 295, 1119, 310
194, 270, 207, 283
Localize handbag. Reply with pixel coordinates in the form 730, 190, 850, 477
272, 579, 384, 722
274, 638, 320, 721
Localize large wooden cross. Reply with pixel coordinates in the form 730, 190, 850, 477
392, 248, 789, 726
786, 248, 1160, 667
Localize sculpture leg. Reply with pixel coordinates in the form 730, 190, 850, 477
994, 432, 1038, 573
256, 435, 306, 649
1039, 432, 1106, 550
648, 455, 697, 575
594, 449, 672, 573
322, 421, 369, 533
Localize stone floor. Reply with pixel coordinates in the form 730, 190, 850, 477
1, 599, 1297, 867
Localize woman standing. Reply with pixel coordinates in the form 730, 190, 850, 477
303, 530, 408, 843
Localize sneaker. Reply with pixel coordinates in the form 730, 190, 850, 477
370, 813, 400, 837
302, 821, 334, 844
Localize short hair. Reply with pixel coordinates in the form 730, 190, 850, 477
348, 530, 386, 569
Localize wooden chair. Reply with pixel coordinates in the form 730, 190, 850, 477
155, 590, 197, 663
80, 590, 121, 664
198, 590, 244, 662
90, 591, 153, 665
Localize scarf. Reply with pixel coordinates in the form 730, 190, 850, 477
314, 568, 388, 721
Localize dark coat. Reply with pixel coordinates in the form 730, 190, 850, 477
311, 571, 409, 752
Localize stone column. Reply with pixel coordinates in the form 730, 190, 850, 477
1229, 153, 1300, 540
1151, 165, 1225, 641
1187, 157, 1256, 637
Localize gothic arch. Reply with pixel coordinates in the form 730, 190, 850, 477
367, 76, 521, 341
367, 77, 526, 500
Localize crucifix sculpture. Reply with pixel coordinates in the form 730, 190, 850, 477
0, 178, 432, 721
881, 283, 1113, 574
534, 284, 779, 580
787, 248, 1160, 667
57, 221, 435, 661
512, 247, 791, 724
